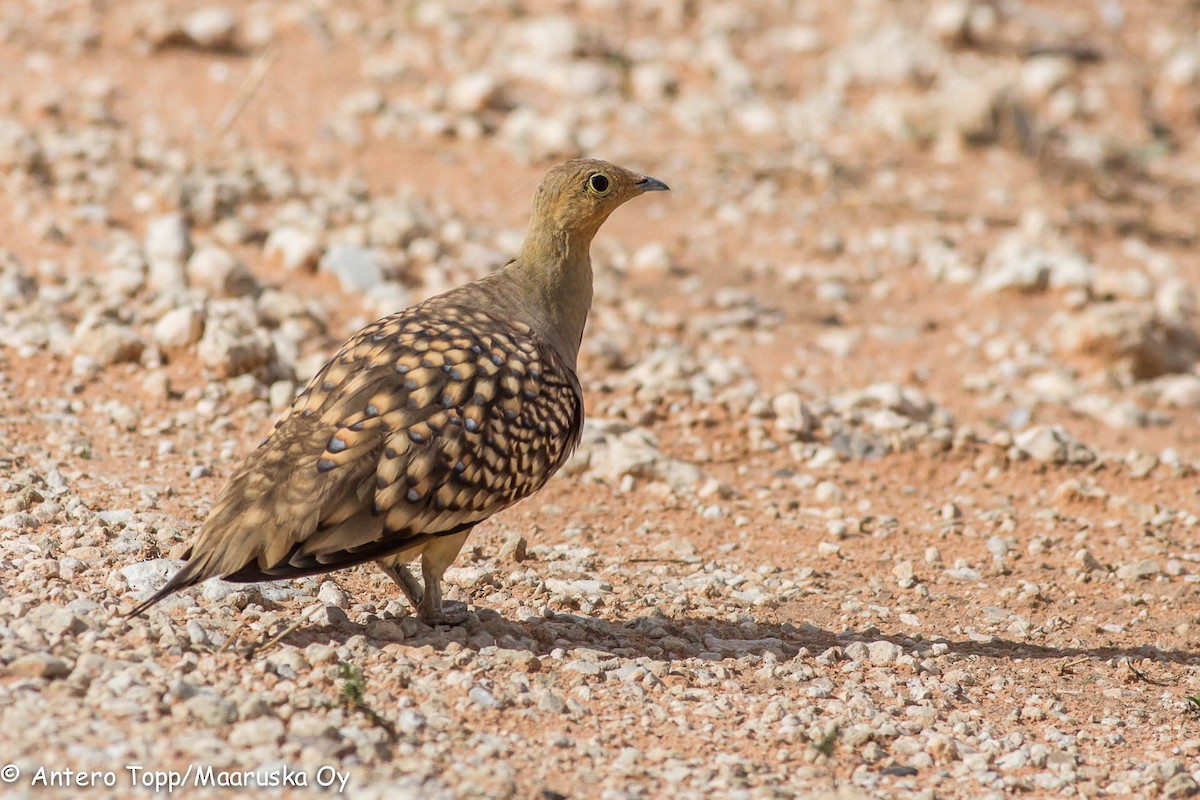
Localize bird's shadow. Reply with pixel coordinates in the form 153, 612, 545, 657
252, 604, 1200, 669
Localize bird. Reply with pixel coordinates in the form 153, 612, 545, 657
126, 158, 669, 624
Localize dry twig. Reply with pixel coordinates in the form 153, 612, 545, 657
1057, 657, 1090, 676
1120, 659, 1176, 686
215, 47, 277, 135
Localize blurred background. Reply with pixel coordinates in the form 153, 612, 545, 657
2, 0, 1199, 448
2, 2, 1200, 798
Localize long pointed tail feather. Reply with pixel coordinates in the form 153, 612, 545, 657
122, 557, 208, 618
122, 521, 478, 618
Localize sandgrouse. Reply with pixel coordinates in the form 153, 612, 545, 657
128, 159, 668, 624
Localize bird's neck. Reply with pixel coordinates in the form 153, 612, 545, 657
510, 225, 595, 369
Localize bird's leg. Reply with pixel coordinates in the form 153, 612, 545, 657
418, 531, 471, 625
376, 560, 424, 611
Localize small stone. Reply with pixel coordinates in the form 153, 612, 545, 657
33, 605, 87, 636
1058, 301, 1196, 380
397, 709, 426, 734
817, 541, 841, 556
4, 653, 72, 680
1149, 760, 1188, 781
1157, 374, 1200, 408
227, 717, 285, 748
186, 620, 210, 647
144, 213, 192, 292
1014, 425, 1095, 465
545, 578, 609, 601
305, 644, 336, 665
979, 234, 1093, 294
996, 748, 1030, 771
986, 535, 1009, 558
167, 679, 199, 701
186, 244, 257, 297
1126, 450, 1159, 479
813, 480, 844, 504
1075, 549, 1104, 572
843, 641, 868, 662
945, 567, 981, 581
317, 581, 349, 608
98, 509, 136, 526
1163, 772, 1200, 798
629, 242, 672, 275
445, 565, 494, 589
1020, 56, 1073, 102
1115, 559, 1161, 581
0, 512, 36, 530
120, 559, 181, 597
264, 226, 321, 272
365, 619, 405, 640
866, 640, 902, 665
153, 306, 205, 348
185, 693, 239, 726
468, 686, 501, 708
182, 7, 238, 50
538, 690, 566, 713
73, 321, 145, 366
564, 659, 602, 675
498, 533, 528, 563
288, 713, 336, 739
570, 420, 702, 488
772, 392, 815, 438
318, 245, 386, 292
630, 63, 678, 101
817, 329, 860, 358
447, 72, 506, 113
359, 282, 412, 322
197, 299, 273, 377
928, 0, 971, 43
267, 380, 296, 410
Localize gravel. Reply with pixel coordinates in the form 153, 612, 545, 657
318, 244, 388, 292
264, 226, 322, 271
144, 213, 193, 293
181, 7, 239, 51
2, 2, 1200, 799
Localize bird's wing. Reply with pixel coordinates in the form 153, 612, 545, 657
175, 302, 583, 586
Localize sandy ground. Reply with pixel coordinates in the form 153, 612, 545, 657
3, 1, 1200, 798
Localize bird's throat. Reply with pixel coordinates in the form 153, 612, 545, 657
514, 227, 595, 369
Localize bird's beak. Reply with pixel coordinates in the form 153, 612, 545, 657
635, 175, 670, 193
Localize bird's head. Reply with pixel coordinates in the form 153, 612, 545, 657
529, 158, 669, 239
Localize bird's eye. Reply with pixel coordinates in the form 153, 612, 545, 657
587, 173, 612, 196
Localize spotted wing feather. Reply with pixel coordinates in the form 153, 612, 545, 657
148, 301, 582, 600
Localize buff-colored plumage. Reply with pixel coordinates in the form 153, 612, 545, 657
127, 159, 668, 623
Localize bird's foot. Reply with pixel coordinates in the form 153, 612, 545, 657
419, 600, 470, 626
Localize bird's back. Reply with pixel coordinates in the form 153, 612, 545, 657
141, 276, 584, 603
